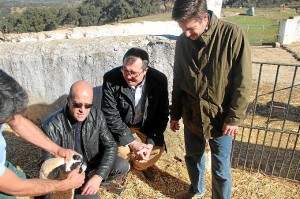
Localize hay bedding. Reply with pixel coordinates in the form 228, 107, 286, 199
3, 127, 300, 199
3, 45, 300, 198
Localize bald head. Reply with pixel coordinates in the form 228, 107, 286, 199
69, 80, 93, 100
67, 80, 93, 122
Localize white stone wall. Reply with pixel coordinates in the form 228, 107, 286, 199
207, 0, 222, 18
2, 21, 182, 43
0, 35, 176, 123
278, 16, 300, 45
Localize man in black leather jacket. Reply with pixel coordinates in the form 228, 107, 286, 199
101, 48, 169, 179
40, 80, 129, 198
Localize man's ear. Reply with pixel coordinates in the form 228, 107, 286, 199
67, 96, 71, 107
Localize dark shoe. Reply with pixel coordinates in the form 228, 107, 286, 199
105, 181, 125, 196
105, 174, 127, 196
141, 167, 155, 181
174, 190, 204, 199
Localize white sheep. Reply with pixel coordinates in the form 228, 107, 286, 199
39, 154, 86, 199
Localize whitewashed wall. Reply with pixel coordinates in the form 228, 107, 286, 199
207, 0, 222, 18
278, 16, 300, 45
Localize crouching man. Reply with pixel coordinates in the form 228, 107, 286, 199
39, 80, 130, 199
0, 69, 84, 198
101, 47, 169, 180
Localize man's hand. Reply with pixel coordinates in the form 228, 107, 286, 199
63, 166, 85, 190
136, 144, 153, 163
129, 140, 153, 161
81, 175, 102, 195
170, 120, 180, 132
222, 123, 239, 136
129, 140, 145, 155
57, 148, 81, 163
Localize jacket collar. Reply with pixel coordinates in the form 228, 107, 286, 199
197, 10, 218, 45
144, 67, 158, 92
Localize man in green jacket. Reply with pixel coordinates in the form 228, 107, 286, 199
170, 0, 252, 199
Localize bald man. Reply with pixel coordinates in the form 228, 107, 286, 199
39, 80, 129, 199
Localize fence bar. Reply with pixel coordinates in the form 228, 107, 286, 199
282, 66, 298, 129
232, 62, 299, 181
264, 65, 280, 173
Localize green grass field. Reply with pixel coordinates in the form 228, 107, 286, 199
120, 7, 300, 44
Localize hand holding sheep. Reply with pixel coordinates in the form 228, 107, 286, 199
56, 147, 82, 164
63, 166, 85, 189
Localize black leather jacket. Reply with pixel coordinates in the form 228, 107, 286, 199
101, 66, 169, 147
40, 106, 117, 179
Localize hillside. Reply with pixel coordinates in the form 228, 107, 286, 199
0, 0, 80, 3
0, 0, 82, 18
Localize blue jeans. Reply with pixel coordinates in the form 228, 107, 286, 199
0, 161, 26, 199
184, 127, 232, 199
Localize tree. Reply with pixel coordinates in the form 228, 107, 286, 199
78, 4, 101, 26
58, 7, 80, 26
107, 0, 133, 22
22, 8, 58, 32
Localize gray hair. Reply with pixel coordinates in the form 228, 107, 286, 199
0, 69, 28, 123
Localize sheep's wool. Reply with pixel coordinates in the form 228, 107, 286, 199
39, 156, 84, 199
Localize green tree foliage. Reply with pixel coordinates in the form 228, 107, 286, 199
0, 0, 162, 33
107, 0, 133, 22
128, 0, 159, 17
224, 0, 289, 7
57, 6, 80, 26
1, 7, 58, 33
78, 4, 102, 26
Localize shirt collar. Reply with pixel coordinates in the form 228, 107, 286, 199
130, 77, 146, 90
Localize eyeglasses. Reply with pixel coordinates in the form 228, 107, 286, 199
120, 67, 145, 78
71, 101, 93, 109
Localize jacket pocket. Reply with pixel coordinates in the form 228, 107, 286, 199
182, 96, 202, 131
209, 103, 225, 132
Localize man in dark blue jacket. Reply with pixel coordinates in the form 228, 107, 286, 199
101, 47, 169, 180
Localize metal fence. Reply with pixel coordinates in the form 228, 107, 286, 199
231, 61, 300, 182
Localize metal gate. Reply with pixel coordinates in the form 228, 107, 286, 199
231, 61, 300, 181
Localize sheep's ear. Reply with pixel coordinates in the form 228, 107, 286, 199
80, 163, 87, 173
48, 164, 67, 180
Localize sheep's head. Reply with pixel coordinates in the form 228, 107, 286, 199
39, 154, 86, 180
39, 154, 87, 199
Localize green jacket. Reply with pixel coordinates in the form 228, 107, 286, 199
170, 11, 252, 138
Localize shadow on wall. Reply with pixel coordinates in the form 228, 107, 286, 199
93, 85, 103, 108
23, 85, 103, 125
23, 94, 67, 125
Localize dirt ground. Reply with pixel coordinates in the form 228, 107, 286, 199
4, 43, 300, 199
251, 44, 300, 64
